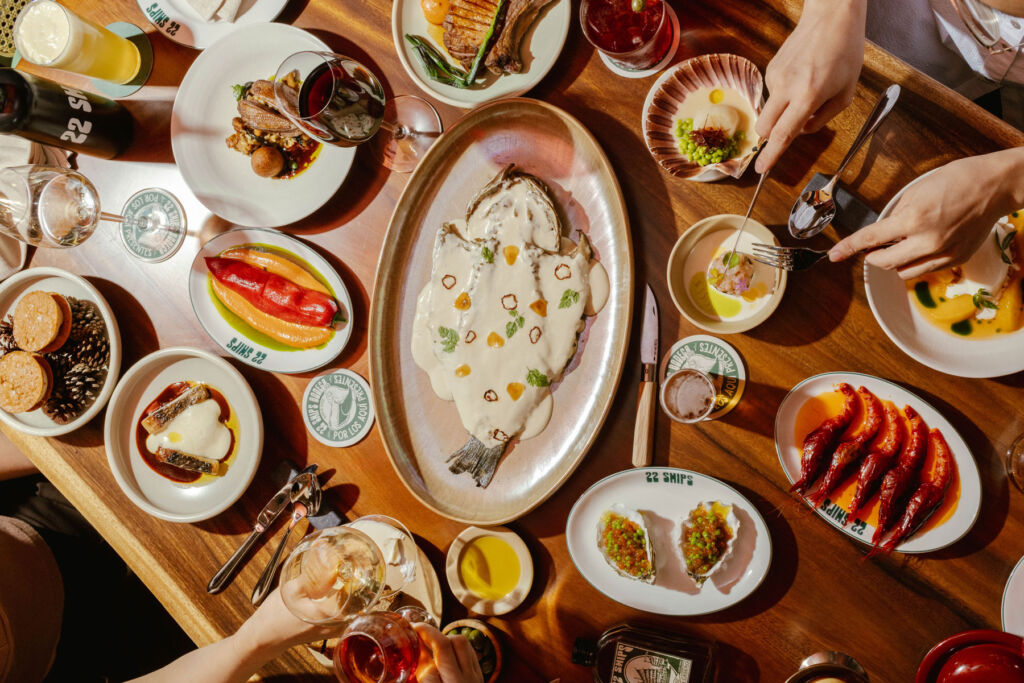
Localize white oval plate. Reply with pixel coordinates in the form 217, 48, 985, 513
189, 228, 353, 374
135, 0, 289, 50
0, 267, 121, 437
1004, 555, 1024, 637
864, 170, 1024, 378
170, 23, 355, 227
104, 347, 262, 523
392, 0, 569, 109
774, 371, 981, 553
566, 468, 772, 615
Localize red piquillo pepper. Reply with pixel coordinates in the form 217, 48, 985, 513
205, 257, 338, 327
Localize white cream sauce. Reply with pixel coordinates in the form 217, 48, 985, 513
675, 87, 757, 160
411, 174, 603, 449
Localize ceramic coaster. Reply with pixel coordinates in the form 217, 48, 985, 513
302, 369, 375, 447
118, 188, 186, 262
91, 22, 154, 98
598, 5, 680, 79
660, 334, 746, 419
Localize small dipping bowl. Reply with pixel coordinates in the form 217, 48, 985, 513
443, 618, 502, 683
667, 214, 787, 335
916, 629, 1024, 683
785, 651, 869, 683
660, 367, 716, 423
445, 525, 533, 616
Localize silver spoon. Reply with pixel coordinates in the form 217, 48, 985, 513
251, 471, 323, 606
788, 84, 901, 239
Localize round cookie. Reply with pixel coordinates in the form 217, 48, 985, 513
0, 351, 52, 413
13, 291, 71, 353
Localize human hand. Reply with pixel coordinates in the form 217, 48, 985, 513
236, 588, 339, 655
754, 0, 866, 173
413, 624, 484, 683
828, 151, 1024, 279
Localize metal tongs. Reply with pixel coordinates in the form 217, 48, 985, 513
207, 464, 319, 594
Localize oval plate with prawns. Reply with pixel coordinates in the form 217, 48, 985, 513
189, 228, 353, 374
774, 372, 980, 554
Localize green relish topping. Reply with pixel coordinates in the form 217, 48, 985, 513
601, 513, 652, 580
674, 118, 744, 166
683, 506, 732, 577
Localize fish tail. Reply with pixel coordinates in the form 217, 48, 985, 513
446, 437, 507, 488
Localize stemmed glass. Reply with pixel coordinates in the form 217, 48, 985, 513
1007, 432, 1024, 492
273, 51, 443, 173
0, 165, 186, 262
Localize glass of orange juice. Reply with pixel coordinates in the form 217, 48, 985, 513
14, 0, 140, 84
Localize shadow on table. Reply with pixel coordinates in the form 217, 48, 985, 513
718, 379, 790, 441
895, 382, 1009, 560
287, 145, 390, 234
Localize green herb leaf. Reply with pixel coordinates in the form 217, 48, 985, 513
505, 310, 524, 337
721, 251, 741, 268
231, 83, 247, 101
481, 246, 494, 264
439, 326, 458, 353
558, 289, 580, 309
526, 369, 550, 387
972, 289, 998, 310
997, 229, 1017, 265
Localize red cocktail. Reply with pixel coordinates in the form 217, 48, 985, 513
581, 0, 674, 71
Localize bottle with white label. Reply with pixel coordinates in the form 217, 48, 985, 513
573, 624, 717, 683
0, 68, 133, 158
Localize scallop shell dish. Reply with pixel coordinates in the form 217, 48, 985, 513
597, 504, 656, 584
679, 500, 739, 587
643, 53, 764, 181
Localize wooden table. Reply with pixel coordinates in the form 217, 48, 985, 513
9, 0, 1024, 680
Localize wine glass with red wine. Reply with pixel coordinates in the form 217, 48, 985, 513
273, 52, 442, 173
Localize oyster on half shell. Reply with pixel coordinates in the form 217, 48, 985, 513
680, 500, 739, 588
597, 504, 655, 584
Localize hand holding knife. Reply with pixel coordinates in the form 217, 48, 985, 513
632, 285, 658, 468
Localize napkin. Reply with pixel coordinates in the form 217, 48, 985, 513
216, 0, 242, 22
185, 0, 223, 22
0, 134, 44, 167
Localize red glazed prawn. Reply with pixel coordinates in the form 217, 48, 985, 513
847, 402, 906, 521
808, 386, 883, 507
872, 405, 929, 545
790, 383, 857, 495
868, 429, 955, 557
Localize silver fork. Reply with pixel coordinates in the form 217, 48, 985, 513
751, 243, 830, 271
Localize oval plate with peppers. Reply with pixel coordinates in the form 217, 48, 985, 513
189, 228, 353, 374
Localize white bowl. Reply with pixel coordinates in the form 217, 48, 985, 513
445, 525, 533, 615
864, 170, 1024, 377
103, 347, 263, 523
0, 267, 121, 437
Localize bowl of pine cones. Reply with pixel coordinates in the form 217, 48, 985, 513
0, 267, 120, 436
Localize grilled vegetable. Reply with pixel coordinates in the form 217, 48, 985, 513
205, 257, 340, 328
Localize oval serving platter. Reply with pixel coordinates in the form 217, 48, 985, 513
189, 228, 353, 374
566, 468, 772, 616
369, 98, 633, 524
392, 0, 569, 109
864, 170, 1024, 378
775, 371, 981, 553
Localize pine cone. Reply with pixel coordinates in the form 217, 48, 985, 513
43, 388, 79, 425
64, 363, 104, 405
67, 297, 105, 342
0, 315, 16, 356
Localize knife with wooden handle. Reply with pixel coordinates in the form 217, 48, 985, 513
632, 285, 658, 467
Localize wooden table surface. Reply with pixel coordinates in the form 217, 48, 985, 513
9, 0, 1024, 680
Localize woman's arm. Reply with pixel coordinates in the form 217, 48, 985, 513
829, 147, 1024, 278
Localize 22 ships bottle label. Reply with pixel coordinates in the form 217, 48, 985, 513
611, 642, 693, 683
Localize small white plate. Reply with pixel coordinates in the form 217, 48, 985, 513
170, 23, 355, 227
392, 0, 569, 109
103, 347, 262, 523
445, 525, 533, 615
864, 170, 1024, 378
566, 468, 772, 616
189, 228, 353, 374
135, 0, 289, 50
0, 267, 121, 437
1004, 555, 1024, 637
775, 371, 981, 553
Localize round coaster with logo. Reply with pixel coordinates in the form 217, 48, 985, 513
660, 334, 746, 419
119, 188, 187, 262
303, 369, 375, 447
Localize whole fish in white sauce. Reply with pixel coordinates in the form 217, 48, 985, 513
411, 165, 609, 487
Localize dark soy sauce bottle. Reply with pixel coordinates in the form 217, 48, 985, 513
573, 624, 717, 682
0, 68, 133, 159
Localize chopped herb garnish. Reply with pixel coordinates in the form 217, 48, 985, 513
505, 310, 525, 338
481, 246, 494, 264
972, 288, 998, 310
526, 369, 550, 387
721, 251, 741, 268
439, 326, 458, 352
231, 83, 247, 101
559, 288, 580, 309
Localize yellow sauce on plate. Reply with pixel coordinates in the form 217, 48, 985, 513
459, 535, 521, 601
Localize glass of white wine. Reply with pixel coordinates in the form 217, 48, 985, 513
0, 165, 185, 261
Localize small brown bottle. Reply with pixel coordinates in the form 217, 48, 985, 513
573, 623, 717, 682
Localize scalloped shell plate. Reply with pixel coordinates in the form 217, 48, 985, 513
680, 500, 739, 588
643, 53, 764, 181
597, 503, 656, 584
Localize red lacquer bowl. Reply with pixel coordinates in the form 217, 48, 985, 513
916, 629, 1024, 683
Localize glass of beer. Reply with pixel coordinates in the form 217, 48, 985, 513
13, 0, 140, 84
